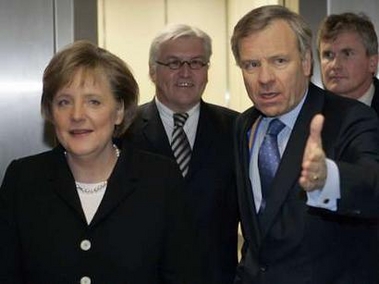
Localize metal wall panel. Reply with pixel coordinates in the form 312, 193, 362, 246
0, 0, 75, 182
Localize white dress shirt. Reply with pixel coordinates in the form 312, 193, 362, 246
155, 96, 200, 148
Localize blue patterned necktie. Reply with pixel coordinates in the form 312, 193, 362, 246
171, 113, 191, 176
258, 119, 285, 211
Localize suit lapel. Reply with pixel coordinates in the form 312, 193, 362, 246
90, 142, 138, 226
140, 101, 173, 157
238, 109, 263, 249
50, 149, 87, 223
259, 84, 325, 238
50, 146, 139, 227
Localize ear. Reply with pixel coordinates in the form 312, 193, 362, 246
115, 100, 125, 125
302, 50, 312, 77
149, 66, 157, 84
369, 54, 378, 74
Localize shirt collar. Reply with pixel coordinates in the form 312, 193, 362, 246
357, 83, 375, 106
261, 88, 308, 130
154, 96, 200, 118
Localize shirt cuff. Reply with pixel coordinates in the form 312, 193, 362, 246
306, 159, 340, 211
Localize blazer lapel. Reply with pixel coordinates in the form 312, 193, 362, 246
259, 84, 325, 238
90, 143, 138, 226
50, 149, 87, 223
238, 109, 263, 249
140, 101, 173, 157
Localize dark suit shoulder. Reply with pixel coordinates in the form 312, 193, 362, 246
323, 89, 378, 119
202, 101, 239, 118
122, 141, 181, 176
200, 101, 239, 133
0, 148, 68, 197
238, 106, 255, 120
136, 101, 154, 113
4, 148, 62, 174
235, 106, 256, 134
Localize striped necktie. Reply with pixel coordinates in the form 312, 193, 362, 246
171, 113, 191, 176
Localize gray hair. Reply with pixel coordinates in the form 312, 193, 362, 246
231, 5, 313, 65
149, 23, 212, 75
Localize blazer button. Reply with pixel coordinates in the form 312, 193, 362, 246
80, 239, 91, 251
323, 198, 330, 204
260, 265, 267, 272
80, 276, 91, 284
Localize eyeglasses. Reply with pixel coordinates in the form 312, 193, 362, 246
155, 59, 209, 70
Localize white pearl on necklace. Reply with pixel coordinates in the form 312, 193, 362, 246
73, 144, 120, 194
76, 181, 107, 194
64, 144, 121, 158
112, 144, 121, 158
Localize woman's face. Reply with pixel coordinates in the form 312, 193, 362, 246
51, 69, 124, 160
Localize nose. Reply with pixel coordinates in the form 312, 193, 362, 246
257, 63, 274, 84
178, 62, 191, 77
71, 103, 85, 121
330, 55, 342, 69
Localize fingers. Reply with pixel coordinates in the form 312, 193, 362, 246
299, 114, 327, 191
308, 114, 324, 150
299, 162, 327, 191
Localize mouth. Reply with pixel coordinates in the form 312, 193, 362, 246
69, 129, 92, 136
328, 74, 346, 81
260, 91, 279, 99
176, 82, 194, 87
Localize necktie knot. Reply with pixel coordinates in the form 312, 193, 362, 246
266, 119, 285, 136
173, 113, 189, 128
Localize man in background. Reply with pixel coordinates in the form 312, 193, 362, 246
317, 12, 379, 112
317, 11, 379, 282
126, 23, 239, 284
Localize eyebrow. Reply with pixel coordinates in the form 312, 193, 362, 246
340, 47, 354, 52
164, 55, 205, 60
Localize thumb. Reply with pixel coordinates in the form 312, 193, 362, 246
308, 114, 324, 147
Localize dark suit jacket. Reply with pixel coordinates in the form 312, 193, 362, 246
126, 100, 240, 284
0, 143, 194, 284
234, 83, 379, 284
370, 76, 379, 115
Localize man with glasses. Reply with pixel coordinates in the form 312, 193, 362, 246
126, 23, 239, 284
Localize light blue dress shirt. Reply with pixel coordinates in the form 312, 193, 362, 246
248, 91, 340, 212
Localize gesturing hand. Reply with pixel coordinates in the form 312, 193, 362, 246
299, 114, 327, 191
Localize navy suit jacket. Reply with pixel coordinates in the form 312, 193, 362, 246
234, 83, 379, 284
126, 100, 240, 284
